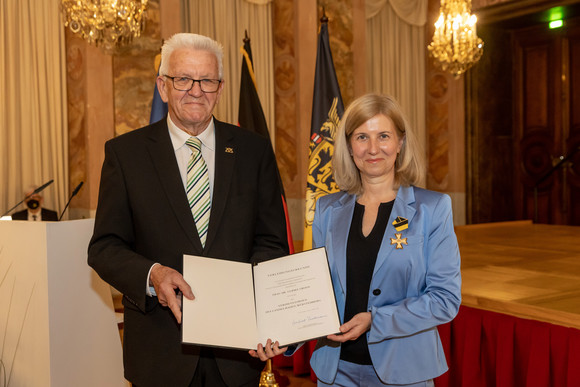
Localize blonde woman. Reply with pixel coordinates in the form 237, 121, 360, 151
310, 93, 461, 386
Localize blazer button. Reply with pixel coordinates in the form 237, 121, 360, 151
372, 289, 381, 296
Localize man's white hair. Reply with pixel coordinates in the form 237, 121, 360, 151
159, 33, 224, 79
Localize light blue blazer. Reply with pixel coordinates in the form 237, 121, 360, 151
310, 185, 461, 385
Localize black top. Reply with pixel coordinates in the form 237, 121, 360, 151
340, 200, 394, 365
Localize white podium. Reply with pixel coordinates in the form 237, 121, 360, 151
0, 219, 127, 387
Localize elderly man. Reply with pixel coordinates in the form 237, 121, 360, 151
88, 33, 289, 387
11, 186, 58, 221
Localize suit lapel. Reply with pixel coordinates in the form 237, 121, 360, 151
145, 120, 202, 251
373, 185, 417, 275
204, 119, 235, 250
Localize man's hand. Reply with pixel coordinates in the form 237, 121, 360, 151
327, 312, 372, 343
249, 339, 288, 361
150, 264, 194, 323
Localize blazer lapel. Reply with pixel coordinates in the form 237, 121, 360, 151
145, 120, 202, 251
373, 185, 417, 276
330, 194, 357, 296
203, 119, 235, 251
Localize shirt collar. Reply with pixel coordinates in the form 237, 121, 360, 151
167, 115, 216, 151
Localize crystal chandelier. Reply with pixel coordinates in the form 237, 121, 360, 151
61, 0, 149, 52
428, 0, 484, 78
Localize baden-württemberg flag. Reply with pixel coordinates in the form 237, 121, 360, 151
238, 35, 295, 253
303, 20, 344, 250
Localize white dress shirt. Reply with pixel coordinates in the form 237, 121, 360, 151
167, 114, 216, 199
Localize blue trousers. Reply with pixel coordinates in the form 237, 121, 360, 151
317, 359, 435, 387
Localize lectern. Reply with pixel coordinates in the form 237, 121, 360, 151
0, 219, 127, 386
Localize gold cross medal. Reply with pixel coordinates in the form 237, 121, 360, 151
390, 233, 408, 249
391, 217, 408, 249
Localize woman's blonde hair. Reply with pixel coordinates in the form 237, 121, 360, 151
332, 93, 425, 195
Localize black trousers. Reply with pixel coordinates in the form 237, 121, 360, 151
132, 347, 259, 387
189, 347, 228, 387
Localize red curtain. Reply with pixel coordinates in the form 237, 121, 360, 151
436, 306, 580, 387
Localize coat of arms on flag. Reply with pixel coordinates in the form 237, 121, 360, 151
303, 17, 344, 250
304, 97, 341, 232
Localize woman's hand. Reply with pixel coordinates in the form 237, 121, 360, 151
249, 339, 288, 361
327, 312, 372, 342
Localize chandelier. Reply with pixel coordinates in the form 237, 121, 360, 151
428, 0, 484, 78
61, 0, 149, 52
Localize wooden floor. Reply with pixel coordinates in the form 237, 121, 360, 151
265, 366, 316, 387
457, 220, 580, 329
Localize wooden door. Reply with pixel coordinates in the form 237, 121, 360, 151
513, 19, 580, 225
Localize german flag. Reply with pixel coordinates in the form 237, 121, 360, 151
238, 33, 294, 254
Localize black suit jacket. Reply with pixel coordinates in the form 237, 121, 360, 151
11, 208, 58, 221
88, 118, 289, 387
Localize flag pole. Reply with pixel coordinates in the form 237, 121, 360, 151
241, 29, 282, 386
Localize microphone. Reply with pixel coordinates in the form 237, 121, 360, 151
71, 181, 84, 196
1, 179, 55, 218
59, 181, 84, 221
33, 179, 54, 195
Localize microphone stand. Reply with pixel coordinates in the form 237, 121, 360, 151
1, 179, 54, 218
533, 147, 579, 223
58, 182, 84, 221
1, 193, 35, 218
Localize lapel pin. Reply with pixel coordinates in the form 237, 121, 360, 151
225, 147, 234, 154
392, 216, 408, 232
390, 233, 408, 250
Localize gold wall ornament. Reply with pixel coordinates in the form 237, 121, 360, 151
61, 0, 148, 52
428, 0, 484, 78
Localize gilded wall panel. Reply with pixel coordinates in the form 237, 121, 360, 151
273, 0, 299, 196
113, 0, 162, 136
65, 31, 88, 210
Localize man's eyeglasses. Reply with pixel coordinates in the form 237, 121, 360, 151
164, 75, 222, 93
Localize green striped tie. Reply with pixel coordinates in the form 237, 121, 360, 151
185, 137, 211, 247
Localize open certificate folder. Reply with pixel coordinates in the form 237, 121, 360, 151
182, 248, 341, 350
